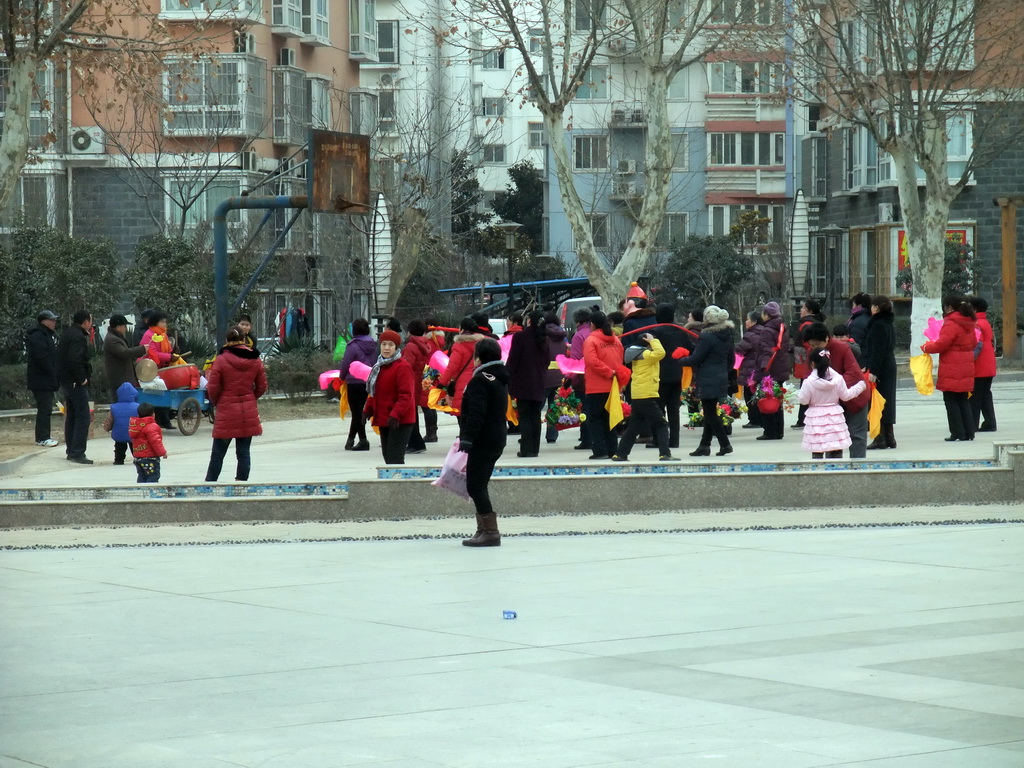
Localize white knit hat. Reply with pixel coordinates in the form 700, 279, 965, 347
703, 305, 729, 324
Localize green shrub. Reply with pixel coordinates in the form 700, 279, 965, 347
264, 337, 333, 401
0, 363, 30, 409
893, 316, 912, 352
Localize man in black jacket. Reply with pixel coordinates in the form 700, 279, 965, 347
25, 310, 60, 447
458, 338, 508, 547
58, 310, 95, 464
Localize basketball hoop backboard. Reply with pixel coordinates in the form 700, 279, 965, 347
308, 130, 371, 214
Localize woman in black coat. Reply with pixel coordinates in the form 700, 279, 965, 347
863, 294, 898, 449
458, 338, 509, 547
680, 305, 734, 457
506, 310, 550, 458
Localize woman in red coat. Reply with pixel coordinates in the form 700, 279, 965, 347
582, 311, 629, 460
436, 317, 485, 415
921, 295, 977, 442
403, 320, 434, 452
969, 296, 997, 432
205, 326, 268, 481
364, 329, 417, 464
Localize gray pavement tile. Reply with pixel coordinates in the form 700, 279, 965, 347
870, 648, 1024, 688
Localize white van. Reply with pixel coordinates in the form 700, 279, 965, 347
557, 296, 604, 334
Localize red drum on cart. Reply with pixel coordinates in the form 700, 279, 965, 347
157, 364, 200, 390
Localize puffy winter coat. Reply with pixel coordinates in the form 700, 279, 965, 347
922, 310, 977, 393
339, 335, 378, 386
681, 322, 735, 400
128, 414, 166, 458
25, 323, 59, 391
109, 382, 139, 444
438, 333, 483, 412
207, 344, 268, 439
621, 307, 657, 339
104, 328, 146, 391
826, 338, 871, 415
863, 311, 897, 423
365, 358, 417, 426
734, 322, 763, 385
583, 329, 626, 394
974, 311, 997, 379
848, 306, 871, 347
752, 311, 791, 384
650, 303, 695, 385
627, 337, 665, 400
141, 327, 175, 366
507, 326, 551, 402
402, 334, 433, 407
544, 324, 569, 389
459, 361, 509, 455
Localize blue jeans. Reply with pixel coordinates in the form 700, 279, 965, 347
206, 436, 252, 481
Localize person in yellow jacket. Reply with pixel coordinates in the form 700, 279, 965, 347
612, 334, 679, 461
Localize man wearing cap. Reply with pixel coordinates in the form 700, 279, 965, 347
104, 314, 147, 391
621, 282, 657, 338
57, 309, 95, 464
25, 310, 61, 447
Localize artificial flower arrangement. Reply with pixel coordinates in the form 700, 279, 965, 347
685, 396, 747, 428
747, 375, 793, 414
545, 386, 586, 430
422, 366, 440, 391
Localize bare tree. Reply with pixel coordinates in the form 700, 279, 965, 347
788, 0, 1024, 343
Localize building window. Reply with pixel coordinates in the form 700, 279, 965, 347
710, 61, 780, 94
668, 69, 688, 99
529, 28, 544, 54
656, 213, 688, 249
576, 66, 607, 100
574, 0, 603, 31
302, 0, 330, 42
166, 174, 249, 236
483, 144, 506, 163
671, 133, 688, 170
589, 213, 609, 248
165, 55, 266, 136
709, 204, 786, 243
708, 132, 784, 166
350, 0, 377, 60
162, 0, 258, 16
377, 20, 399, 63
378, 89, 397, 134
810, 135, 827, 197
0, 174, 56, 229
307, 77, 331, 128
946, 113, 970, 180
349, 90, 377, 135
574, 135, 608, 170
272, 0, 302, 30
482, 49, 506, 70
528, 122, 544, 149
0, 62, 53, 149
710, 0, 775, 25
482, 96, 505, 117
273, 66, 309, 145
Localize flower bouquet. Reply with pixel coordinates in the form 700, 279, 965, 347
747, 375, 791, 414
545, 386, 586, 431
422, 366, 441, 391
686, 396, 747, 429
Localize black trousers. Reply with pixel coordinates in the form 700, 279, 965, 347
206, 436, 253, 481
380, 423, 414, 464
113, 441, 134, 464
422, 406, 437, 438
544, 387, 559, 442
761, 408, 785, 439
943, 391, 975, 441
970, 376, 996, 429
466, 449, 502, 516
658, 380, 682, 448
407, 403, 426, 451
32, 389, 55, 442
572, 378, 590, 447
616, 398, 669, 457
346, 382, 369, 443
698, 398, 730, 448
743, 384, 763, 427
61, 383, 91, 458
584, 392, 617, 458
517, 398, 544, 456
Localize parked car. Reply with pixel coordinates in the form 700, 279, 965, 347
557, 296, 604, 335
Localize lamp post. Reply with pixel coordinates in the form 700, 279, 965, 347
495, 221, 522, 312
821, 224, 844, 316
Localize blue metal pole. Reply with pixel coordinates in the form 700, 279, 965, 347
213, 194, 308, 346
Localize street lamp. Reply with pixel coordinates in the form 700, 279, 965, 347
494, 221, 523, 312
821, 224, 844, 315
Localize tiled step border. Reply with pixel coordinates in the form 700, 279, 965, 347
0, 483, 348, 503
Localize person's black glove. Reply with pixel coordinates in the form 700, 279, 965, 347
458, 440, 472, 452
387, 416, 399, 429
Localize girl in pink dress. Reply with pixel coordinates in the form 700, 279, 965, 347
798, 348, 867, 459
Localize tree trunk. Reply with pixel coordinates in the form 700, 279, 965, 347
0, 55, 37, 216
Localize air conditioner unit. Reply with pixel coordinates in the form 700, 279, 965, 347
379, 73, 394, 88
278, 48, 296, 67
234, 32, 256, 53
240, 150, 259, 171
69, 126, 105, 155
616, 159, 636, 175
611, 109, 626, 123
613, 181, 636, 196
878, 202, 895, 222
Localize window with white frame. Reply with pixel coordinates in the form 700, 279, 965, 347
482, 96, 505, 117
528, 122, 544, 149
656, 213, 688, 249
273, 0, 302, 31
165, 55, 266, 136
576, 66, 607, 100
350, 0, 377, 59
810, 135, 828, 197
482, 49, 506, 70
273, 67, 309, 145
529, 28, 544, 53
574, 135, 608, 170
946, 113, 971, 180
902, 2, 973, 69
709, 204, 786, 243
302, 0, 330, 41
0, 174, 56, 229
377, 20, 398, 63
668, 69, 688, 99
671, 132, 688, 170
165, 174, 250, 236
349, 90, 377, 135
709, 0, 775, 25
708, 132, 784, 166
307, 76, 331, 128
709, 61, 780, 94
162, 0, 258, 17
837, 17, 878, 74
0, 63, 53, 149
588, 213, 609, 248
574, 0, 604, 31
378, 89, 397, 133
483, 144, 506, 164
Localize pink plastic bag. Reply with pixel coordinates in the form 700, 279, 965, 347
431, 439, 470, 500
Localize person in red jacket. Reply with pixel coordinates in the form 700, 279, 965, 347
204, 326, 268, 481
969, 296, 997, 432
436, 317, 485, 415
582, 311, 629, 460
922, 295, 977, 442
365, 329, 417, 464
129, 402, 167, 483
403, 320, 434, 453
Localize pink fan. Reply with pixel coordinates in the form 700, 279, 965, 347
318, 369, 341, 390
923, 317, 943, 342
348, 361, 372, 381
556, 354, 586, 376
498, 334, 513, 362
429, 350, 450, 373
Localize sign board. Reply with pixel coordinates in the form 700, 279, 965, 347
308, 130, 371, 214
896, 227, 972, 271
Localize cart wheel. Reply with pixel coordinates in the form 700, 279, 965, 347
177, 397, 201, 435
206, 404, 216, 424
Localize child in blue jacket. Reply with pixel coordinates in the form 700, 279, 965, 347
102, 381, 139, 465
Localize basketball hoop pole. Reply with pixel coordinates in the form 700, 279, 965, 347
213, 194, 308, 345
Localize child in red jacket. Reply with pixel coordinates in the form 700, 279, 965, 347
129, 402, 168, 483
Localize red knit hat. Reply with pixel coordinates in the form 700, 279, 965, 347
379, 329, 402, 346
626, 282, 646, 299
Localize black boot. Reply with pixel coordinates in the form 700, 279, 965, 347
867, 433, 888, 450
689, 444, 711, 457
716, 443, 733, 457
463, 514, 501, 547
884, 423, 897, 449
344, 437, 355, 451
